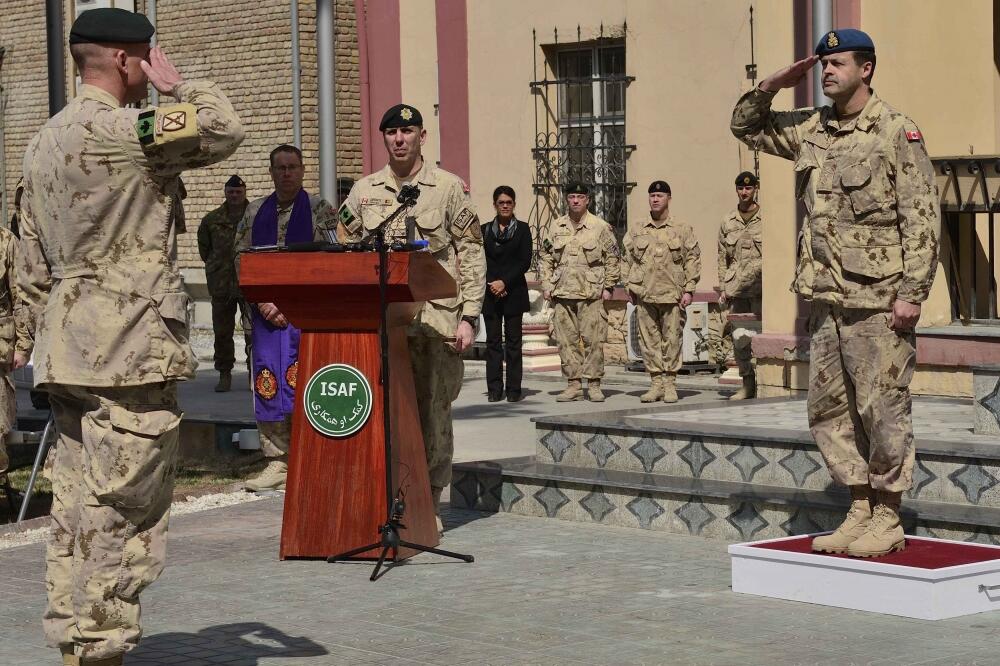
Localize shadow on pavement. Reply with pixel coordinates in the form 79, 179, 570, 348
127, 622, 327, 665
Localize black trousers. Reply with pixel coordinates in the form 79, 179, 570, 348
484, 310, 523, 395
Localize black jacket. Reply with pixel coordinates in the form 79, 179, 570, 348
481, 218, 532, 315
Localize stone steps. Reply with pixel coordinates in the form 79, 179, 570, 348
450, 397, 1000, 544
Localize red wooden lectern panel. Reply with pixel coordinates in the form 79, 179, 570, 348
239, 251, 457, 560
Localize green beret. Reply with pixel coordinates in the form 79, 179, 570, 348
564, 182, 590, 196
814, 29, 874, 56
648, 180, 671, 195
225, 175, 246, 188
379, 104, 423, 131
70, 8, 155, 45
735, 171, 758, 187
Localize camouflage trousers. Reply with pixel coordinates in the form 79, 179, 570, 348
807, 304, 915, 492
724, 296, 762, 377
409, 333, 464, 489
636, 300, 684, 375
552, 298, 607, 380
258, 416, 292, 459
706, 304, 733, 367
0, 373, 14, 475
211, 297, 249, 373
43, 382, 181, 661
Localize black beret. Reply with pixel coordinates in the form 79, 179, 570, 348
735, 171, 758, 187
70, 8, 155, 45
379, 104, 423, 131
648, 180, 671, 195
225, 175, 246, 188
815, 29, 874, 56
564, 182, 590, 196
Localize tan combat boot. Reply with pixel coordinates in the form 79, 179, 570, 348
431, 486, 444, 535
587, 379, 605, 402
215, 370, 232, 393
556, 379, 583, 402
640, 374, 664, 403
662, 374, 679, 403
812, 486, 873, 554
61, 646, 79, 666
244, 459, 288, 491
848, 491, 906, 557
729, 374, 756, 401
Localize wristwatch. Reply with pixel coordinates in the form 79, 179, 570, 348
461, 315, 478, 326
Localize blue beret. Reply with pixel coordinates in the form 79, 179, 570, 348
379, 104, 423, 131
70, 8, 155, 45
564, 182, 590, 196
648, 181, 671, 195
815, 29, 874, 56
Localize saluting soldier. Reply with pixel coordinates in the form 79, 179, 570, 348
198, 174, 249, 392
623, 181, 701, 403
718, 171, 763, 401
732, 29, 938, 558
339, 104, 486, 534
17, 9, 244, 664
539, 183, 621, 403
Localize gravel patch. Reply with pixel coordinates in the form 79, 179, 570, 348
0, 490, 267, 551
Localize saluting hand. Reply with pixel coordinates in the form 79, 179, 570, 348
759, 55, 819, 93
140, 46, 185, 96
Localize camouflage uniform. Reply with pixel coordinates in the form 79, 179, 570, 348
718, 206, 763, 377
539, 213, 621, 380
623, 215, 701, 374
18, 81, 243, 659
235, 193, 338, 459
198, 201, 248, 373
339, 161, 485, 490
0, 228, 31, 476
731, 87, 938, 492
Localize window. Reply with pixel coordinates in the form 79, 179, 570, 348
532, 38, 634, 239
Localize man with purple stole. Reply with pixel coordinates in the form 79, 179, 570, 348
235, 145, 338, 491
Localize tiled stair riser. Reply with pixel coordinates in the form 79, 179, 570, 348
450, 469, 1000, 545
537, 426, 1000, 507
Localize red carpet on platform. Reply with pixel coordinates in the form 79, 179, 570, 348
750, 536, 1000, 569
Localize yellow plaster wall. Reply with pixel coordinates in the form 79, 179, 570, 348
399, 0, 441, 167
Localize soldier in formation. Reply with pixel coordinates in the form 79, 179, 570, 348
539, 183, 621, 403
717, 171, 763, 400
623, 181, 701, 403
235, 146, 338, 493
0, 223, 29, 490
732, 29, 938, 557
17, 8, 244, 664
339, 104, 486, 534
198, 174, 249, 393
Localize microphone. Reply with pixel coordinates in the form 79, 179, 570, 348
397, 185, 420, 206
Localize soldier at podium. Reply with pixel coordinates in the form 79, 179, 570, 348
339, 104, 486, 534
235, 145, 338, 492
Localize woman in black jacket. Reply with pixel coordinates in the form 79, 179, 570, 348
481, 186, 533, 402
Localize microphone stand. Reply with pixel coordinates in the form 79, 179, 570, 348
327, 186, 474, 581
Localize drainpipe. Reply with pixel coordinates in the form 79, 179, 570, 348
812, 0, 831, 106
46, 0, 66, 116
355, 0, 372, 175
290, 0, 302, 147
148, 0, 158, 105
317, 0, 336, 202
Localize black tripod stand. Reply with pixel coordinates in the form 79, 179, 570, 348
327, 185, 474, 581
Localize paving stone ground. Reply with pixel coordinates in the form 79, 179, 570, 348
6, 370, 1000, 665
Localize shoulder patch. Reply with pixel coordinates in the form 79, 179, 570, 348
338, 203, 355, 225
460, 179, 470, 194
453, 207, 478, 232
136, 110, 156, 145
905, 129, 923, 142
138, 103, 199, 150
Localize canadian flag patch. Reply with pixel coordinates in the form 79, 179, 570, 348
461, 179, 470, 194
905, 129, 923, 142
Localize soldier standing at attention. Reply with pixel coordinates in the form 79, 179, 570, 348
539, 183, 621, 403
235, 145, 339, 493
339, 104, 486, 534
623, 181, 701, 404
17, 9, 244, 664
732, 29, 938, 557
718, 171, 763, 400
198, 174, 249, 392
0, 224, 30, 488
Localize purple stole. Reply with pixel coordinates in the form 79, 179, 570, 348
250, 189, 313, 422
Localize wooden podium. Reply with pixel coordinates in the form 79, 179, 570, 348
239, 251, 457, 560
